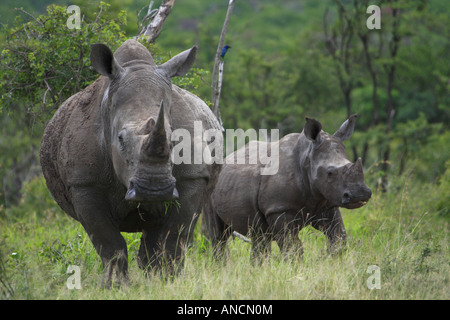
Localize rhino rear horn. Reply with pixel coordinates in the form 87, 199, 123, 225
137, 116, 156, 135
143, 101, 170, 159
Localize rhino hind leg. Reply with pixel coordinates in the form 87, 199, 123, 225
72, 187, 128, 288
202, 200, 232, 259
248, 213, 272, 263
250, 229, 272, 264
212, 222, 232, 260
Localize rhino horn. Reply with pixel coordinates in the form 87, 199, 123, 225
353, 157, 363, 170
143, 101, 170, 159
350, 157, 364, 175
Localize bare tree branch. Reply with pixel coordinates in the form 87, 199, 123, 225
211, 0, 235, 126
136, 0, 176, 43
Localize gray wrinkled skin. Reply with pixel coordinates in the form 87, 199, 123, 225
205, 115, 371, 259
40, 40, 222, 287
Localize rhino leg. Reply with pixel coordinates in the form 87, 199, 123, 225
249, 213, 271, 263
311, 207, 347, 254
138, 222, 191, 276
266, 212, 303, 259
138, 179, 206, 275
72, 187, 128, 288
138, 222, 194, 277
202, 200, 232, 259
212, 218, 232, 260
251, 232, 271, 263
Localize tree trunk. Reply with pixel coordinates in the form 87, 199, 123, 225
381, 4, 400, 192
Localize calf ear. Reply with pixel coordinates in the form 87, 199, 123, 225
304, 117, 322, 143
333, 114, 357, 141
158, 46, 197, 78
90, 43, 123, 79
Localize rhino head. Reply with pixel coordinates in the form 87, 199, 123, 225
90, 43, 197, 202
303, 115, 372, 209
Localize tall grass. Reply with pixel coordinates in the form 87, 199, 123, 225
0, 174, 448, 299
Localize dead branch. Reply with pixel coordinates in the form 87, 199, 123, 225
136, 0, 176, 43
211, 0, 235, 125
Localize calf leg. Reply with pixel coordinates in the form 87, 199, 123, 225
250, 229, 271, 263
213, 220, 232, 260
311, 207, 347, 254
249, 212, 271, 263
202, 198, 231, 259
267, 212, 303, 259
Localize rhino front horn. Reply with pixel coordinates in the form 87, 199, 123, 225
143, 101, 170, 159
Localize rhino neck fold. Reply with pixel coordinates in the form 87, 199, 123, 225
295, 137, 329, 214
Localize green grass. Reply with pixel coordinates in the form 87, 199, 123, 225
0, 175, 448, 300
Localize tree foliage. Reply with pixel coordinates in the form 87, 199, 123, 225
0, 2, 127, 122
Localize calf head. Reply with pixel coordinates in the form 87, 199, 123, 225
303, 115, 372, 209
90, 43, 197, 202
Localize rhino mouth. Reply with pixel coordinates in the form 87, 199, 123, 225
342, 200, 368, 209
125, 179, 178, 202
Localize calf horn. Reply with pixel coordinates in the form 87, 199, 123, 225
349, 157, 364, 176
352, 157, 363, 170
142, 101, 170, 159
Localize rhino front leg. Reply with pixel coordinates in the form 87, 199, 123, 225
311, 207, 347, 254
138, 179, 206, 275
72, 187, 128, 288
267, 212, 303, 259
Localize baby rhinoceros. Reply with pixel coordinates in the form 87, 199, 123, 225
205, 115, 371, 259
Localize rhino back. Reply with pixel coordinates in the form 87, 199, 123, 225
170, 85, 222, 184
212, 134, 306, 232
171, 85, 221, 133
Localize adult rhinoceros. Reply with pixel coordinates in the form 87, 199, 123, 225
40, 40, 222, 286
205, 115, 371, 259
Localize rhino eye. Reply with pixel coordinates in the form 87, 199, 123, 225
118, 130, 126, 149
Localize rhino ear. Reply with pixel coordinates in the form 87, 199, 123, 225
158, 46, 197, 78
333, 114, 357, 141
90, 43, 123, 79
304, 117, 322, 143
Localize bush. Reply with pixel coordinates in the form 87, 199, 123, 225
0, 2, 128, 121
